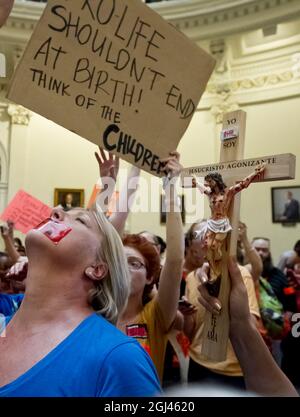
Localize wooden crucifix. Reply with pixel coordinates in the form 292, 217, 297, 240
181, 109, 296, 361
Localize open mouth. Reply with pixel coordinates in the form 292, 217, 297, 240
34, 218, 72, 245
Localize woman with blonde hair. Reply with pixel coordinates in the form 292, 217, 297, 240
0, 203, 160, 397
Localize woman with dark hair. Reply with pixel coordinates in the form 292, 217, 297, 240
139, 231, 166, 257
122, 234, 161, 305
118, 152, 184, 381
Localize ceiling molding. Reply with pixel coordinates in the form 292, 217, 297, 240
155, 0, 300, 40
3, 0, 300, 41
1, 1, 300, 109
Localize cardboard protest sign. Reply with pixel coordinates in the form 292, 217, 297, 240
8, 0, 215, 176
1, 190, 52, 234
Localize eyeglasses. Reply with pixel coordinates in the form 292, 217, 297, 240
127, 258, 146, 271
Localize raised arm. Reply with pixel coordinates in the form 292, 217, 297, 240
229, 258, 298, 396
94, 146, 119, 213
109, 165, 140, 236
94, 147, 140, 235
1, 221, 20, 265
230, 164, 266, 196
156, 152, 184, 330
238, 221, 262, 283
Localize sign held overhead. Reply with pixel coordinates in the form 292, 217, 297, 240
8, 0, 215, 176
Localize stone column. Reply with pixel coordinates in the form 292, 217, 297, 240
6, 104, 32, 201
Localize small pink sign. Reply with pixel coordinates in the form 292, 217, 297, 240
1, 190, 52, 234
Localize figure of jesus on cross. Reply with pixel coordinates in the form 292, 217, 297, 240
192, 164, 266, 282
182, 109, 295, 361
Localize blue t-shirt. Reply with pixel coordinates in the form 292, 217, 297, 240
0, 293, 24, 317
0, 313, 161, 397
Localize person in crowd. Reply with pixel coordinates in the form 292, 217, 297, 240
117, 152, 184, 382
1, 221, 20, 266
13, 237, 26, 256
286, 261, 300, 297
251, 237, 295, 312
237, 222, 262, 284
183, 220, 260, 390
277, 240, 300, 272
2, 147, 141, 316
162, 220, 212, 386
196, 256, 298, 397
252, 237, 297, 371
96, 148, 185, 385
0, 203, 161, 397
0, 222, 27, 293
162, 220, 209, 387
280, 260, 300, 390
185, 223, 205, 267
236, 222, 271, 348
179, 220, 208, 296
0, 251, 13, 293
0, 291, 23, 317
166, 257, 298, 397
